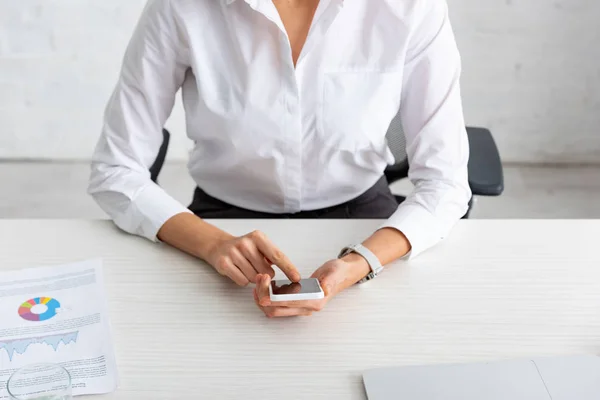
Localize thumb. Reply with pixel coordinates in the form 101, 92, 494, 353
311, 262, 342, 296
319, 277, 336, 297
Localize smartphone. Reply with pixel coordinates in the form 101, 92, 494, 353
269, 278, 325, 302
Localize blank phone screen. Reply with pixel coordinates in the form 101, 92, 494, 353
270, 279, 322, 295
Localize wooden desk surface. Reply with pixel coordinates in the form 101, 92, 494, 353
1, 220, 599, 399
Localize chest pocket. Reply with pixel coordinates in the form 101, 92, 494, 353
319, 70, 404, 151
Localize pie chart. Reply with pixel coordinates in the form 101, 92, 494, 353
18, 297, 61, 322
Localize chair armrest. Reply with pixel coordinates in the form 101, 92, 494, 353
467, 127, 504, 196
150, 129, 171, 183
384, 159, 409, 185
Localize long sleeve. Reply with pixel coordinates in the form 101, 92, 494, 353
88, 0, 191, 241
380, 0, 471, 258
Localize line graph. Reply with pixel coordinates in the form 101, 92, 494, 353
0, 331, 79, 361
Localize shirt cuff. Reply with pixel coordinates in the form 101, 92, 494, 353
378, 202, 445, 259
132, 183, 192, 242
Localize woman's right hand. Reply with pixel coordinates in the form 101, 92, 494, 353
158, 213, 301, 287
205, 230, 301, 286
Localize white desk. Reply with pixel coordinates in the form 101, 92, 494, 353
1, 220, 599, 399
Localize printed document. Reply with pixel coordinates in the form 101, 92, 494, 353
0, 259, 117, 398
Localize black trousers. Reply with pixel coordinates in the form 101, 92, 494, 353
189, 176, 399, 219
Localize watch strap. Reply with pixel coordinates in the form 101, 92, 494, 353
338, 244, 384, 283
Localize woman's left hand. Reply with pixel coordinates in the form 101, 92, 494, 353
253, 255, 370, 318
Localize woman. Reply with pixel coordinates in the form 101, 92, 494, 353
89, 0, 470, 317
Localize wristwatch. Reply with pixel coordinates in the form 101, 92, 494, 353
338, 244, 384, 284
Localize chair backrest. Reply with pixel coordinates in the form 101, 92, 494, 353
385, 109, 407, 165
383, 109, 410, 183
149, 129, 171, 183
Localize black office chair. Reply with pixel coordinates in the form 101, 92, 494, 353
152, 117, 504, 217
384, 109, 504, 218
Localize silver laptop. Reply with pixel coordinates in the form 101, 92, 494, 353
363, 355, 600, 400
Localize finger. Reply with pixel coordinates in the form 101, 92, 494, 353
263, 262, 276, 278
256, 274, 272, 306
230, 248, 259, 283
251, 231, 301, 282
219, 257, 250, 287
262, 306, 313, 318
267, 299, 326, 311
310, 269, 337, 296
238, 239, 275, 277
254, 289, 272, 315
253, 288, 261, 307
254, 284, 312, 317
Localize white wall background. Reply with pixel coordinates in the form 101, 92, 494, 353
1, 0, 599, 163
